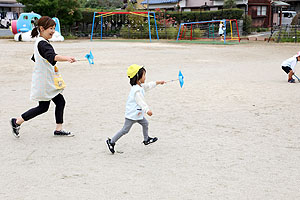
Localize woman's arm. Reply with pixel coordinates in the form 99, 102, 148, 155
54, 55, 76, 63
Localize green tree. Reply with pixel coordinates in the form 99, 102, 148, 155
223, 0, 236, 9
17, 0, 82, 25
84, 0, 99, 8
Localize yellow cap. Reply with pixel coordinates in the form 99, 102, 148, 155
127, 64, 142, 78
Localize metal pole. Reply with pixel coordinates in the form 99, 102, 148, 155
223, 20, 226, 44
153, 12, 159, 40
101, 16, 103, 40
147, 0, 149, 11
148, 12, 152, 42
176, 23, 182, 41
91, 12, 96, 41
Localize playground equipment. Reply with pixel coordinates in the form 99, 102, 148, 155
177, 19, 240, 44
10, 12, 64, 42
90, 11, 159, 42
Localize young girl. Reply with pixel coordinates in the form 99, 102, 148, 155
281, 51, 300, 83
10, 16, 76, 138
219, 22, 225, 41
106, 64, 165, 154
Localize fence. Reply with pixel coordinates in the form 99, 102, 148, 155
268, 25, 300, 43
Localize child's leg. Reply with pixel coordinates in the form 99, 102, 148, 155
137, 117, 149, 141
111, 118, 135, 143
52, 94, 66, 131
288, 70, 294, 81
282, 66, 295, 82
21, 101, 50, 122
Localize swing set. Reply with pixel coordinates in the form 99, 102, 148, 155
176, 19, 240, 44
90, 11, 159, 42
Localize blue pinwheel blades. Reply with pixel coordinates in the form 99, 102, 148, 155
85, 50, 94, 64
178, 70, 184, 88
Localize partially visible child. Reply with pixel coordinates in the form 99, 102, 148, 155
106, 64, 165, 154
219, 22, 225, 41
281, 51, 300, 83
10, 16, 76, 138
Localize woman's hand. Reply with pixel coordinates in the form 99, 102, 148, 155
67, 57, 76, 63
55, 55, 76, 63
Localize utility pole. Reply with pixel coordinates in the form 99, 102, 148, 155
147, 0, 149, 10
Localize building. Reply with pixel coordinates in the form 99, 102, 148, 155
140, 0, 248, 12
212, 0, 248, 12
281, 0, 300, 12
0, 0, 24, 20
139, 0, 295, 27
140, 0, 181, 10
247, 0, 272, 27
178, 0, 214, 11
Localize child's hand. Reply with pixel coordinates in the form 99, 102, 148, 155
147, 110, 153, 116
156, 80, 166, 85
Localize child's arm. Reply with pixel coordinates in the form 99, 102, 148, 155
135, 91, 152, 116
54, 55, 76, 63
142, 81, 165, 92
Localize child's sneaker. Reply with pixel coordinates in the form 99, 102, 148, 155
106, 138, 115, 154
143, 137, 158, 145
10, 118, 20, 138
288, 79, 295, 83
54, 130, 74, 137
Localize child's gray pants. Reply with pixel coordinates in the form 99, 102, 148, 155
111, 117, 149, 143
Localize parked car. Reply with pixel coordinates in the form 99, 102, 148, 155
279, 11, 297, 25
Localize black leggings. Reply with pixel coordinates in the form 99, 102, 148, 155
21, 94, 66, 124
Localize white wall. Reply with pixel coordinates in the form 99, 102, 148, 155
213, 0, 248, 6
149, 3, 177, 9
187, 0, 213, 7
179, 0, 187, 8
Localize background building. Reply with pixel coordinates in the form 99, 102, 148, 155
0, 0, 24, 28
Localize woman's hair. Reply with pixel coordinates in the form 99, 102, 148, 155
130, 67, 146, 86
31, 16, 56, 38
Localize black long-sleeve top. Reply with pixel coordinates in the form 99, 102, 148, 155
31, 40, 57, 66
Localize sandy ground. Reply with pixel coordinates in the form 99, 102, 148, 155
0, 39, 300, 200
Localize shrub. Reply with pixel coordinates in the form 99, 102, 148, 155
243, 14, 252, 35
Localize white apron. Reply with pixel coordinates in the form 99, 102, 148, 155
30, 37, 65, 101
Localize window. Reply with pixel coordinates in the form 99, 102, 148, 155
257, 6, 267, 16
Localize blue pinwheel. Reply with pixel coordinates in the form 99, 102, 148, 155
178, 70, 184, 88
166, 70, 184, 88
85, 51, 94, 65
77, 50, 94, 65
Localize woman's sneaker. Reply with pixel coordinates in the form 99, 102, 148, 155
106, 138, 115, 154
10, 118, 20, 138
288, 79, 295, 83
143, 137, 158, 145
54, 130, 74, 137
